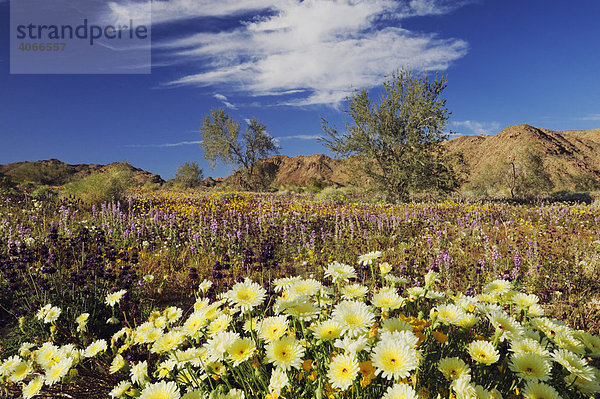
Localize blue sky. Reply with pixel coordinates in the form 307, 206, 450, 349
1, 0, 600, 179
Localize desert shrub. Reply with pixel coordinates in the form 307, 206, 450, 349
214, 190, 243, 202
201, 110, 278, 191
278, 183, 305, 194
62, 166, 134, 205
0, 174, 18, 194
314, 186, 348, 204
18, 181, 36, 190
173, 161, 204, 189
570, 173, 600, 191
10, 160, 72, 186
31, 185, 58, 199
306, 177, 329, 193
549, 190, 593, 204
468, 147, 554, 200
142, 181, 162, 191
321, 69, 460, 203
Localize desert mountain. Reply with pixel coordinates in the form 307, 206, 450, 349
2, 125, 599, 191
0, 159, 164, 187
445, 124, 600, 188
236, 124, 600, 189
252, 154, 353, 187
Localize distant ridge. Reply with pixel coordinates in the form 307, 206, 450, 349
2, 125, 599, 190
0, 159, 164, 187
445, 124, 600, 187
229, 124, 600, 189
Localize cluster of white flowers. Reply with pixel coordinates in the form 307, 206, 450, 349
2, 255, 600, 399
0, 337, 107, 398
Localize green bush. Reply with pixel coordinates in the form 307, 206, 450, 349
549, 190, 593, 204
314, 186, 348, 204
570, 173, 600, 191
31, 185, 58, 199
10, 160, 72, 186
62, 166, 134, 205
307, 177, 328, 193
278, 183, 304, 194
173, 161, 204, 189
0, 174, 18, 194
142, 181, 162, 191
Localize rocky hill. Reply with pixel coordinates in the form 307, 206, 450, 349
218, 125, 599, 189
0, 159, 164, 187
226, 124, 600, 190
445, 124, 600, 189
255, 154, 353, 186
2, 125, 599, 191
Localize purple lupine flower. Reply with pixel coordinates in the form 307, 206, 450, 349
491, 246, 500, 265
510, 267, 520, 281
210, 218, 218, 235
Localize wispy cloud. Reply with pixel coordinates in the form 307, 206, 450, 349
109, 0, 473, 106
577, 113, 600, 121
123, 133, 321, 149
125, 140, 202, 148
449, 120, 500, 136
278, 134, 322, 141
214, 93, 237, 109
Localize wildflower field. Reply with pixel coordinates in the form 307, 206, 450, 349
0, 191, 599, 398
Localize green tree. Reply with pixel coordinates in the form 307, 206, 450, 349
0, 172, 18, 194
320, 69, 459, 202
503, 148, 554, 199
468, 145, 554, 199
200, 109, 278, 190
174, 161, 204, 188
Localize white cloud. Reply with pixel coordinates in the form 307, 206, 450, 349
125, 140, 202, 148
578, 113, 600, 121
278, 134, 322, 141
109, 0, 473, 106
449, 120, 500, 135
107, 0, 282, 25
400, 0, 476, 17
125, 132, 322, 149
213, 93, 237, 109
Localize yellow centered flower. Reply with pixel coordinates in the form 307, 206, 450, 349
227, 338, 256, 366
265, 336, 305, 371
382, 383, 419, 399
508, 352, 552, 381
105, 289, 127, 307
84, 339, 108, 358
312, 319, 342, 341
438, 357, 471, 380
467, 340, 500, 365
327, 353, 360, 391
332, 300, 375, 337
226, 279, 267, 313
110, 354, 126, 374
22, 376, 45, 399
138, 380, 181, 399
522, 381, 560, 399
371, 339, 419, 380
257, 316, 289, 342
